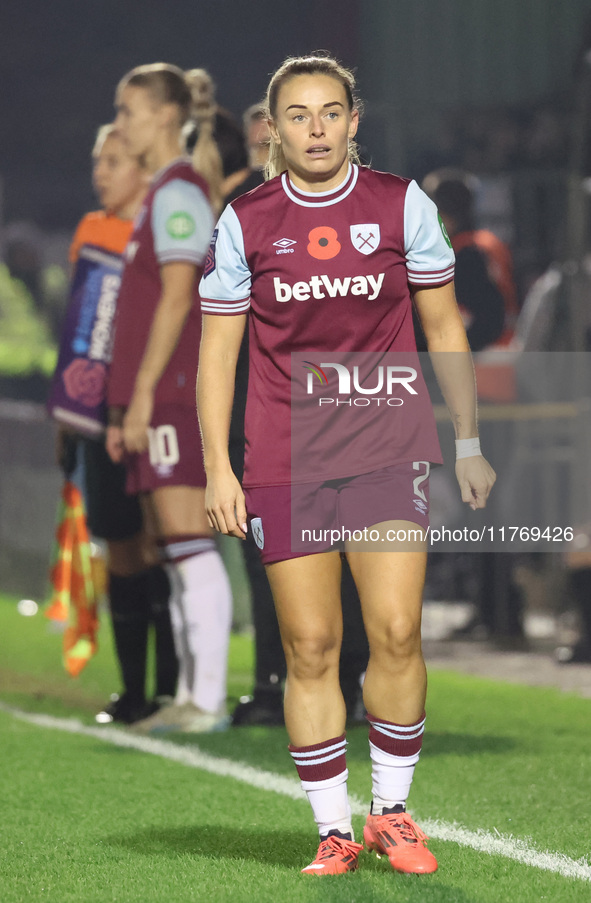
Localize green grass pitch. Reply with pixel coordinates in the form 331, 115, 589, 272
0, 592, 590, 902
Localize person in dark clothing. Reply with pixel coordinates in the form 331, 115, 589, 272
225, 105, 268, 203
420, 169, 525, 644
558, 568, 591, 662
420, 169, 509, 352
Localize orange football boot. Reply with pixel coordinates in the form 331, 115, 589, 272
301, 833, 364, 876
363, 808, 438, 874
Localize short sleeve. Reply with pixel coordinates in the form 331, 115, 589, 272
199, 204, 251, 315
152, 178, 214, 266
404, 180, 455, 287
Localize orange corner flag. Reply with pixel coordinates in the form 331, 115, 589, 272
46, 481, 99, 676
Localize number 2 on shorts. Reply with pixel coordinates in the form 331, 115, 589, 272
412, 461, 430, 502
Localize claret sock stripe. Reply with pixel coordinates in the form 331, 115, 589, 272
367, 711, 426, 756
289, 734, 347, 783
157, 534, 215, 565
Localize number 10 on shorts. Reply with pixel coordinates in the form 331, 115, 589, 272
148, 424, 180, 467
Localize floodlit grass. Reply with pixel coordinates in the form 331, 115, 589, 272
1, 592, 590, 902
0, 592, 253, 719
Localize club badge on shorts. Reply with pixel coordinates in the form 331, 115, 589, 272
350, 224, 380, 255
251, 517, 265, 550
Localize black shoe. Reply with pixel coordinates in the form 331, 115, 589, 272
231, 694, 284, 727
95, 693, 159, 725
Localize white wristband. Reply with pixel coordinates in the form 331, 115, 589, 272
455, 437, 481, 459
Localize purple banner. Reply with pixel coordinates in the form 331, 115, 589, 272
48, 245, 123, 436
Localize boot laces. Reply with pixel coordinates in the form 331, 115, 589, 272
316, 834, 362, 862
383, 811, 429, 844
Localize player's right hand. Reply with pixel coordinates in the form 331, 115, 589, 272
205, 468, 248, 540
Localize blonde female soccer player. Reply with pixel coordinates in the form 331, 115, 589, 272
108, 64, 231, 734
197, 55, 495, 874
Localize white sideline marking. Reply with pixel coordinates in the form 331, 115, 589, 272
2, 702, 590, 883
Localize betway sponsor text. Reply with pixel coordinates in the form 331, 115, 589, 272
274, 273, 385, 302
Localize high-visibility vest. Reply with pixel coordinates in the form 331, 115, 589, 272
0, 264, 57, 377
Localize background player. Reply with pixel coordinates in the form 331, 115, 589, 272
197, 55, 495, 875
55, 124, 178, 724
185, 68, 249, 210
107, 64, 231, 733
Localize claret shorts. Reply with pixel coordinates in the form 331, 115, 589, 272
125, 403, 206, 495
244, 461, 430, 565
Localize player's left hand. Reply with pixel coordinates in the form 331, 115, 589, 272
455, 455, 496, 510
123, 388, 153, 454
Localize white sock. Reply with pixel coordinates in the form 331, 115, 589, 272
370, 740, 420, 812
165, 563, 191, 706
167, 550, 232, 713
301, 772, 354, 839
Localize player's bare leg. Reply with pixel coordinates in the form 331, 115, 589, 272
345, 522, 428, 726
345, 522, 437, 874
266, 551, 364, 869
148, 485, 211, 538
107, 526, 158, 577
266, 551, 344, 746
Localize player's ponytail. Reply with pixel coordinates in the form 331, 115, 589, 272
118, 63, 192, 127
264, 54, 362, 181
265, 134, 289, 183
185, 69, 225, 215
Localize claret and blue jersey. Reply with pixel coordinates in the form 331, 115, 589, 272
108, 158, 214, 409
199, 163, 456, 488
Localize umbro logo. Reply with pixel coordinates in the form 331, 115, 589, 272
414, 499, 428, 514
273, 237, 297, 255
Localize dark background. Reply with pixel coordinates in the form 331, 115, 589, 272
2, 0, 591, 237
0, 0, 359, 229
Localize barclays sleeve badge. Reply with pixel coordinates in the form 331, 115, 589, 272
204, 228, 219, 277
